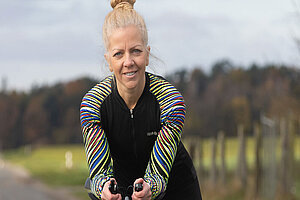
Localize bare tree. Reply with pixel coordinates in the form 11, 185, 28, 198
291, 0, 300, 54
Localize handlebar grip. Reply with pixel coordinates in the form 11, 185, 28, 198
109, 180, 118, 194
134, 183, 143, 192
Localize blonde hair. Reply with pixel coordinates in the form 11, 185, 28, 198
103, 0, 148, 50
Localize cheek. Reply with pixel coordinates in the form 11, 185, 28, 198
110, 60, 123, 72
108, 62, 113, 72
136, 56, 148, 68
107, 59, 113, 72
145, 55, 149, 66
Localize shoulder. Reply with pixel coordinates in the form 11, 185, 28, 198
147, 72, 170, 86
82, 75, 114, 104
146, 72, 185, 120
147, 72, 184, 101
80, 75, 114, 126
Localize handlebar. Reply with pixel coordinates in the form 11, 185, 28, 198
85, 177, 143, 200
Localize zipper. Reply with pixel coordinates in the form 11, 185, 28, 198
130, 109, 134, 119
130, 109, 138, 159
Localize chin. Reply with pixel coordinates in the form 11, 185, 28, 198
125, 82, 138, 90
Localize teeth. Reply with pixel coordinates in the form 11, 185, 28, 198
125, 72, 136, 76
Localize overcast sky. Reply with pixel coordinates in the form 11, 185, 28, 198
1, 0, 299, 91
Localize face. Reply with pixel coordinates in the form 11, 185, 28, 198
105, 25, 150, 93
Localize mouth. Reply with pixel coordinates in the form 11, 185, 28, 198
124, 71, 137, 77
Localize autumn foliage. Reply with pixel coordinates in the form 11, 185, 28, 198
0, 61, 299, 149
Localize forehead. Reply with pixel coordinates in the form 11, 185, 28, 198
108, 25, 144, 49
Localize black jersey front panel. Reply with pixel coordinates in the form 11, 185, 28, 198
100, 76, 161, 187
81, 73, 202, 199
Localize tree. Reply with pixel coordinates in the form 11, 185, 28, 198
211, 59, 234, 78
292, 0, 300, 55
186, 68, 208, 98
23, 94, 50, 144
165, 69, 188, 94
0, 92, 25, 148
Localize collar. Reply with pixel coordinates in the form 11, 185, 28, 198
111, 72, 150, 111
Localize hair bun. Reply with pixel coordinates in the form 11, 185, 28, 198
111, 0, 136, 9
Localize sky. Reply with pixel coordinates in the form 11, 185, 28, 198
0, 0, 299, 91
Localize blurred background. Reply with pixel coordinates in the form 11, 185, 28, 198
0, 0, 300, 199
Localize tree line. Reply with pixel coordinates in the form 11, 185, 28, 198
0, 60, 300, 149
0, 77, 97, 149
167, 60, 300, 138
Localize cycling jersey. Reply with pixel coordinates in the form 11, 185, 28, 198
80, 72, 201, 199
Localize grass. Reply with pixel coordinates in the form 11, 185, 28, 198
3, 145, 89, 186
3, 144, 90, 199
2, 135, 300, 200
183, 136, 300, 171
183, 135, 300, 200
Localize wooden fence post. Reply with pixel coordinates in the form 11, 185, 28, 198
261, 115, 277, 200
298, 116, 300, 135
280, 118, 289, 195
210, 137, 217, 185
189, 137, 196, 161
254, 122, 262, 199
236, 124, 247, 187
218, 131, 226, 184
288, 118, 295, 178
280, 117, 296, 196
197, 138, 204, 179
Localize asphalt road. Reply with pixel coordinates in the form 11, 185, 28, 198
0, 159, 81, 200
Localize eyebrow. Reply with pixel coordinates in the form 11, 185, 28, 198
131, 45, 143, 49
112, 44, 143, 52
112, 48, 122, 52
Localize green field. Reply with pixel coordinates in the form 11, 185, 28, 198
3, 145, 89, 186
3, 145, 90, 199
183, 136, 300, 170
184, 136, 300, 200
2, 136, 300, 200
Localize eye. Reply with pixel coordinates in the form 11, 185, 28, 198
113, 52, 122, 57
132, 49, 142, 55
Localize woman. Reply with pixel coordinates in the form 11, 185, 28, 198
80, 0, 202, 199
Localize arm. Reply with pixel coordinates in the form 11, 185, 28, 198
80, 78, 114, 199
144, 76, 185, 199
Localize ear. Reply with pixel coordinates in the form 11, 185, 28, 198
104, 53, 113, 72
146, 46, 150, 66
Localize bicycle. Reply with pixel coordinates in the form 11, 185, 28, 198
85, 177, 143, 200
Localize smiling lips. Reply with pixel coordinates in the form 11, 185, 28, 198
124, 71, 137, 77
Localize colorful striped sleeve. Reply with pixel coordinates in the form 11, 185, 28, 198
144, 74, 186, 199
80, 76, 114, 199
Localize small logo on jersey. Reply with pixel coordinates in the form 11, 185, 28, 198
147, 131, 158, 136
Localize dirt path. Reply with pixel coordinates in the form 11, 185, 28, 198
0, 158, 83, 200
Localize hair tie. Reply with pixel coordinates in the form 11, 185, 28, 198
114, 2, 133, 10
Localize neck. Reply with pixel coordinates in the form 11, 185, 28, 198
116, 75, 145, 110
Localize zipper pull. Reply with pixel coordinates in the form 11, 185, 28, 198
130, 109, 134, 119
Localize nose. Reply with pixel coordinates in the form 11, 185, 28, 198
123, 53, 134, 67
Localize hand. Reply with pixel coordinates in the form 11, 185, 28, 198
132, 178, 152, 200
101, 179, 122, 200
